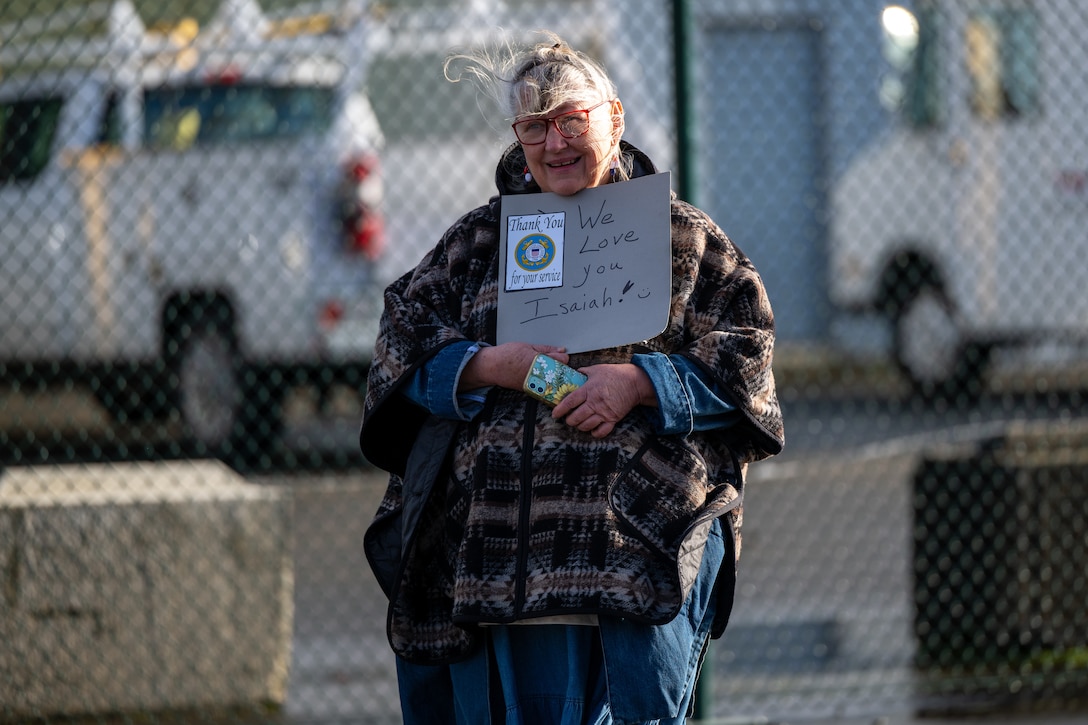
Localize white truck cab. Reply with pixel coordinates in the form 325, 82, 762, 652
0, 0, 385, 455
830, 0, 1088, 398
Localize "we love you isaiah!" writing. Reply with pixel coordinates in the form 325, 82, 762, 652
497, 171, 671, 352
519, 198, 650, 324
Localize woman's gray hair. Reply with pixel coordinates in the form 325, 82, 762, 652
445, 31, 629, 180
446, 31, 617, 118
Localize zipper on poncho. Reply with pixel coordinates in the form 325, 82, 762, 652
513, 399, 537, 613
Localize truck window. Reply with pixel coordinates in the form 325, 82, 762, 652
369, 53, 482, 142
0, 97, 63, 182
142, 84, 335, 149
881, 4, 940, 129
966, 7, 1038, 120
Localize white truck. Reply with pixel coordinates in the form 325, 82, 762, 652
0, 0, 385, 454
830, 0, 1088, 398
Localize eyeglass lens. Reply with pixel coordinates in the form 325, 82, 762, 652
515, 110, 590, 144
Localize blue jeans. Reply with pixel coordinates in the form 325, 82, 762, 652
395, 519, 726, 724
396, 624, 696, 724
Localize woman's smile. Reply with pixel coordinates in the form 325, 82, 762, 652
522, 100, 618, 195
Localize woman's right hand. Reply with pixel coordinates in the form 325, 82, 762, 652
457, 342, 568, 392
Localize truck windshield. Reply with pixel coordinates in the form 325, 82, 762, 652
882, 2, 1038, 128
0, 97, 63, 182
143, 84, 335, 148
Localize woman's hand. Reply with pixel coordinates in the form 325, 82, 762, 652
458, 342, 568, 392
552, 363, 657, 438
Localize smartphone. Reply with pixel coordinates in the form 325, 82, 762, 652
522, 354, 588, 406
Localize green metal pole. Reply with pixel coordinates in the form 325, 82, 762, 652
672, 0, 698, 206
673, 0, 712, 720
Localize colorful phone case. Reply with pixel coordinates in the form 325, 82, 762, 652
522, 354, 588, 406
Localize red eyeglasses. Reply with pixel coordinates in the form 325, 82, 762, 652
511, 100, 613, 145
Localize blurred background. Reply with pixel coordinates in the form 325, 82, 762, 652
1, 0, 1086, 723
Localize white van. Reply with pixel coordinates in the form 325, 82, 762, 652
0, 0, 385, 453
830, 0, 1088, 397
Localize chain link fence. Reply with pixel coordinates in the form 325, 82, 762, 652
1, 0, 1087, 722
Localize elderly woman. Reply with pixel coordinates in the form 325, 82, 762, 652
361, 34, 783, 725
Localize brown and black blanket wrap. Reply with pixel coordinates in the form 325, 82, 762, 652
361, 142, 784, 664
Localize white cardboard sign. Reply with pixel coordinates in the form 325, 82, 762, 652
497, 172, 672, 353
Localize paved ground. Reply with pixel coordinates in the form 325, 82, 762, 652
263, 456, 1088, 725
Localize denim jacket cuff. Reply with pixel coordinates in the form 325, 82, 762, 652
631, 352, 694, 435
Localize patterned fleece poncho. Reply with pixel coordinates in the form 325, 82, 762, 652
361, 142, 784, 664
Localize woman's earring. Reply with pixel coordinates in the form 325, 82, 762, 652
609, 157, 619, 183
523, 166, 533, 183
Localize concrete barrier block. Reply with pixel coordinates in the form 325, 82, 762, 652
0, 460, 293, 717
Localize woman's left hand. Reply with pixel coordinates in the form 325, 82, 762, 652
552, 363, 656, 438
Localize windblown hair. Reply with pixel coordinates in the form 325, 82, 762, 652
444, 31, 630, 181
445, 31, 617, 118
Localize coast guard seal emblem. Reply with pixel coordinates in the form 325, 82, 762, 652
515, 233, 556, 272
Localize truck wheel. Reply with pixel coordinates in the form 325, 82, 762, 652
171, 311, 242, 452
893, 284, 987, 402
